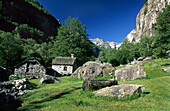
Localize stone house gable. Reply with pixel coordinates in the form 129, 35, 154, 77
14, 57, 46, 79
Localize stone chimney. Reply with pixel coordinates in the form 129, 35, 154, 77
71, 54, 74, 58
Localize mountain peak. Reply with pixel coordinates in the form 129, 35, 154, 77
90, 38, 122, 50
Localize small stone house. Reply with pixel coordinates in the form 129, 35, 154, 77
14, 57, 46, 78
52, 54, 77, 75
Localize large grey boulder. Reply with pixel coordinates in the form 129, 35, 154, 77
94, 84, 145, 98
81, 61, 104, 80
39, 75, 60, 85
162, 67, 170, 72
71, 60, 115, 80
115, 65, 146, 81
82, 80, 118, 91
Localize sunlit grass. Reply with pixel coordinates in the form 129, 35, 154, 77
18, 59, 170, 111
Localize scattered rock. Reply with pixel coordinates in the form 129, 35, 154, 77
120, 64, 124, 66
166, 50, 170, 56
71, 60, 115, 80
162, 67, 170, 72
13, 78, 31, 91
94, 84, 145, 98
137, 57, 145, 61
39, 75, 60, 85
0, 78, 31, 108
82, 80, 118, 91
115, 65, 146, 81
143, 57, 152, 61
131, 60, 142, 65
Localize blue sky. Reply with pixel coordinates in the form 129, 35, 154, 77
36, 0, 145, 43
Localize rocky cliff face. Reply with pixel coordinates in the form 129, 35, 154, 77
90, 38, 122, 49
0, 0, 61, 42
126, 0, 170, 42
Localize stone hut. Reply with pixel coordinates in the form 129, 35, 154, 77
52, 54, 77, 75
0, 66, 8, 82
14, 57, 46, 79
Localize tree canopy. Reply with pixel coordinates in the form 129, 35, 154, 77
51, 17, 95, 66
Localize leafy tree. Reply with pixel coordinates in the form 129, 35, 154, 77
139, 36, 153, 57
52, 17, 94, 66
98, 51, 107, 62
0, 31, 23, 72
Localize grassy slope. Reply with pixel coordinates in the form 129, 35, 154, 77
18, 59, 170, 111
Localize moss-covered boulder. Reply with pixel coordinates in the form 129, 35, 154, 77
94, 84, 145, 98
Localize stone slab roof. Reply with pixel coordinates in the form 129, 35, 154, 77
14, 57, 44, 68
52, 57, 76, 65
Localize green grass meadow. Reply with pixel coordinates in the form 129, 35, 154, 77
18, 59, 170, 111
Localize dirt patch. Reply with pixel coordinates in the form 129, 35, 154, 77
154, 76, 170, 80
48, 90, 65, 96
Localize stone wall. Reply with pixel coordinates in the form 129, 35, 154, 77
15, 63, 46, 79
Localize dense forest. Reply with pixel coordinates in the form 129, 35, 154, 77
0, 0, 99, 73
0, 17, 99, 72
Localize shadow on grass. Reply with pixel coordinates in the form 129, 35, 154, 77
19, 87, 81, 110
0, 99, 22, 111
143, 92, 150, 94
18, 104, 42, 111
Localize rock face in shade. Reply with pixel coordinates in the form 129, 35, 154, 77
71, 60, 115, 80
82, 80, 118, 91
126, 0, 170, 42
115, 65, 146, 81
94, 84, 145, 98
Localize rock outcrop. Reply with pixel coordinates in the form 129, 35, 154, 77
115, 65, 146, 81
0, 79, 31, 111
0, 79, 31, 104
126, 0, 170, 42
94, 84, 145, 98
82, 80, 118, 91
162, 67, 170, 72
71, 60, 115, 80
39, 75, 60, 85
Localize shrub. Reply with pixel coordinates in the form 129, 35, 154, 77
106, 68, 115, 74
9, 75, 19, 81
